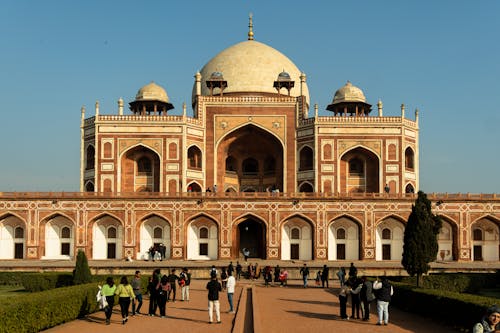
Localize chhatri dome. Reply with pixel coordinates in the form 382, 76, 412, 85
331, 81, 367, 104
135, 81, 170, 103
192, 15, 309, 106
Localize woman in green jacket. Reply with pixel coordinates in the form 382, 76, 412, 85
115, 276, 135, 325
101, 277, 116, 325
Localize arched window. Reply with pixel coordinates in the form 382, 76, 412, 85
473, 229, 483, 241
85, 182, 94, 192
323, 144, 332, 160
14, 227, 24, 239
137, 157, 152, 175
108, 227, 117, 239
299, 146, 313, 171
168, 142, 177, 160
242, 158, 259, 174
405, 147, 414, 169
336, 228, 346, 239
405, 184, 415, 193
188, 146, 202, 169
86, 145, 95, 170
103, 142, 112, 158
199, 227, 209, 239
61, 227, 71, 238
382, 228, 391, 240
291, 228, 300, 240
299, 183, 314, 192
225, 156, 237, 172
388, 144, 397, 160
153, 227, 163, 239
349, 158, 364, 175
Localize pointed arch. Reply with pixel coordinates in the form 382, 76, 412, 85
39, 213, 76, 259
299, 181, 314, 193
187, 145, 203, 169
328, 215, 362, 260
375, 216, 405, 261
232, 213, 268, 259
280, 214, 315, 260
437, 215, 458, 261
186, 214, 219, 260
88, 213, 124, 260
299, 145, 314, 171
119, 144, 161, 192
470, 215, 499, 261
339, 145, 380, 193
0, 213, 27, 259
405, 146, 415, 170
137, 213, 172, 260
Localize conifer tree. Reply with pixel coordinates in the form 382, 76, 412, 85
73, 249, 92, 285
402, 191, 442, 287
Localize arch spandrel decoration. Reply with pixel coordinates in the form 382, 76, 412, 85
337, 140, 381, 157
118, 139, 163, 157
214, 115, 286, 145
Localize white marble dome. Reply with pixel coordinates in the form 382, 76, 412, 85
193, 40, 309, 105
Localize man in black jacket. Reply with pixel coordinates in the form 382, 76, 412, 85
206, 272, 222, 324
373, 277, 393, 325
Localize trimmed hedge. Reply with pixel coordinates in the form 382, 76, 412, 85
399, 273, 500, 293
392, 282, 500, 331
0, 283, 100, 333
20, 273, 74, 292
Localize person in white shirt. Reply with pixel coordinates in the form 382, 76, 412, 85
226, 271, 236, 313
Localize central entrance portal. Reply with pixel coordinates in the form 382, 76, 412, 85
237, 218, 266, 259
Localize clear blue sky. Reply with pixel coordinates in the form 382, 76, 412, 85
0, 1, 498, 193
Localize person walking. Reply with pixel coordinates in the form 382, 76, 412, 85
274, 265, 281, 285
179, 267, 191, 301
131, 270, 143, 315
321, 265, 329, 288
360, 276, 375, 321
221, 267, 228, 290
156, 274, 172, 318
300, 263, 310, 288
373, 276, 394, 326
206, 271, 222, 324
279, 268, 288, 287
473, 305, 500, 332
101, 277, 116, 325
226, 271, 236, 313
115, 276, 135, 325
167, 269, 179, 302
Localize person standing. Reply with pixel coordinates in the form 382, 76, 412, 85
167, 269, 179, 302
101, 277, 116, 325
115, 276, 135, 325
243, 248, 250, 262
373, 277, 394, 326
472, 305, 500, 333
300, 263, 310, 288
131, 271, 143, 315
179, 267, 191, 301
338, 281, 351, 320
236, 261, 242, 280
350, 277, 363, 319
321, 265, 329, 288
221, 267, 228, 290
227, 261, 234, 277
337, 267, 346, 287
148, 269, 161, 316
156, 274, 172, 318
279, 268, 289, 287
206, 272, 222, 324
226, 271, 236, 313
360, 276, 375, 321
348, 262, 358, 280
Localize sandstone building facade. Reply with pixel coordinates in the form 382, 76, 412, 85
0, 19, 499, 262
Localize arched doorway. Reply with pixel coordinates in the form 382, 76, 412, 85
41, 214, 75, 259
328, 216, 361, 260
281, 216, 313, 260
121, 145, 160, 192
217, 124, 284, 192
376, 216, 405, 261
340, 147, 379, 193
0, 214, 26, 259
139, 215, 171, 260
236, 218, 266, 259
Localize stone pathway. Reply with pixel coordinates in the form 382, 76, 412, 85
44, 279, 457, 333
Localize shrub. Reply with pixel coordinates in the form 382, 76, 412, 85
73, 250, 92, 285
392, 282, 500, 331
0, 283, 100, 333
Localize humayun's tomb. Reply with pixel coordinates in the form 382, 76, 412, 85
0, 17, 498, 265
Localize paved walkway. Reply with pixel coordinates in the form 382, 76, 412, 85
44, 279, 457, 333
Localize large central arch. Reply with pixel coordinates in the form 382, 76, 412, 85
233, 216, 267, 259
339, 146, 380, 193
217, 124, 284, 192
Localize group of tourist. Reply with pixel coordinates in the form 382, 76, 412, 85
337, 263, 393, 325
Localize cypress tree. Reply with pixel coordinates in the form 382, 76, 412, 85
73, 249, 92, 285
402, 191, 442, 287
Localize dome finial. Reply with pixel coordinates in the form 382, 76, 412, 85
248, 13, 254, 40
